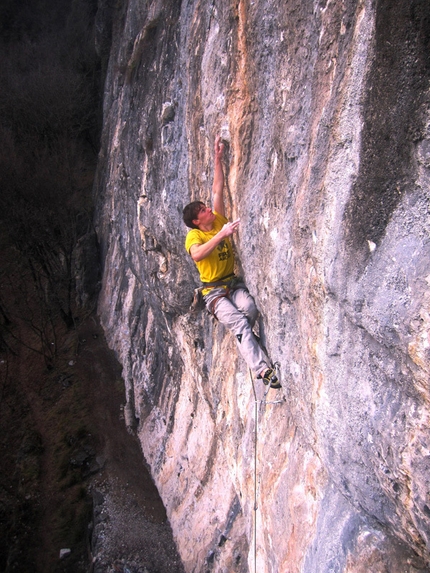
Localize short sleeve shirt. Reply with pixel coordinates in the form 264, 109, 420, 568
185, 212, 234, 284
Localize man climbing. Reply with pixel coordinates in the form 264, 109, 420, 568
182, 135, 280, 389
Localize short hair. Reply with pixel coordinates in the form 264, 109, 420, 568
182, 201, 205, 229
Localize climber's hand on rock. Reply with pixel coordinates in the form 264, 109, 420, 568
222, 218, 240, 237
189, 219, 240, 262
214, 135, 224, 160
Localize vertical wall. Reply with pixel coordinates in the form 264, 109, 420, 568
94, 0, 430, 571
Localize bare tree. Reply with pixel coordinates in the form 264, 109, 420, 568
0, 0, 100, 357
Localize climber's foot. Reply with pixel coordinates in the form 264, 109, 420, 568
258, 368, 281, 389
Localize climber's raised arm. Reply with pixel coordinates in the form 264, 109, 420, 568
212, 135, 225, 217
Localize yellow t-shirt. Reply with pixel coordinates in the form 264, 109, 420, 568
185, 212, 234, 287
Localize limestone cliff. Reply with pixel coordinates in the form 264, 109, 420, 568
94, 0, 430, 571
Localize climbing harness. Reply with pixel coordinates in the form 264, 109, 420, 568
200, 272, 236, 288
204, 276, 246, 318
190, 275, 239, 314
208, 288, 232, 316
249, 362, 284, 573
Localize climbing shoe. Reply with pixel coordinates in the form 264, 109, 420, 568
260, 368, 281, 389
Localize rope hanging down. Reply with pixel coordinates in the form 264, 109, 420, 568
249, 363, 283, 573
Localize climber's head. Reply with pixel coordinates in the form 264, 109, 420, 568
183, 201, 208, 229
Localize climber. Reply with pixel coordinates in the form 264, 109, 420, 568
182, 135, 280, 389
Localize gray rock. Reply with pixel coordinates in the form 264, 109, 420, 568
94, 0, 430, 571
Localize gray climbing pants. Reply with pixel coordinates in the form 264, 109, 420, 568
204, 284, 270, 375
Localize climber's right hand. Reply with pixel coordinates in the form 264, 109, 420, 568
222, 218, 240, 237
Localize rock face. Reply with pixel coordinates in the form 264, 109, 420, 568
93, 0, 430, 571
